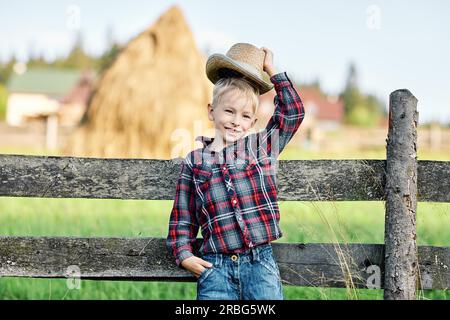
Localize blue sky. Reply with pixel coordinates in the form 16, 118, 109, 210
1, 0, 449, 124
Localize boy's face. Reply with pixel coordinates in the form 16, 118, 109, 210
208, 88, 257, 145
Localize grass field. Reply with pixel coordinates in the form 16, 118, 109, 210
0, 146, 448, 300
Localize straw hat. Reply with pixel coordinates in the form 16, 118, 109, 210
205, 43, 274, 94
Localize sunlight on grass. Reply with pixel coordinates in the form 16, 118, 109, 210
0, 196, 448, 299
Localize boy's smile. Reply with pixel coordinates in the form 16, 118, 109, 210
207, 88, 257, 151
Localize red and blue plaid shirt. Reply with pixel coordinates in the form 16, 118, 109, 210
166, 72, 305, 267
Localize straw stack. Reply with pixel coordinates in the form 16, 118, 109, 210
62, 5, 213, 159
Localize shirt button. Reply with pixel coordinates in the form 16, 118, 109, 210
238, 216, 242, 221
232, 199, 237, 205
222, 166, 227, 171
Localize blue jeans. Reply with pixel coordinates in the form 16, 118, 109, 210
196, 243, 284, 300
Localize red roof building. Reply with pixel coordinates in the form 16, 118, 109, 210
258, 85, 344, 131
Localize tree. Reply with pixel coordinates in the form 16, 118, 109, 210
0, 84, 8, 120
346, 62, 358, 90
96, 26, 122, 74
340, 62, 386, 127
57, 32, 93, 69
0, 56, 17, 85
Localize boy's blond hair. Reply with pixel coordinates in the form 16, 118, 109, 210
211, 77, 259, 114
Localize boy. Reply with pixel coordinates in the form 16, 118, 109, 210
166, 43, 305, 300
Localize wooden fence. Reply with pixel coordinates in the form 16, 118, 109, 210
0, 89, 449, 299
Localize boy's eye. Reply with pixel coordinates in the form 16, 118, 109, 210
225, 110, 232, 113
244, 115, 251, 119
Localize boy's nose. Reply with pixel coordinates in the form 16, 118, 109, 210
231, 122, 241, 129
231, 117, 241, 126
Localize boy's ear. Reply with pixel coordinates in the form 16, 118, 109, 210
207, 103, 214, 121
251, 117, 258, 127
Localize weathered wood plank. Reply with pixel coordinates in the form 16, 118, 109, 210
0, 237, 448, 290
0, 155, 448, 201
384, 89, 419, 300
417, 160, 450, 202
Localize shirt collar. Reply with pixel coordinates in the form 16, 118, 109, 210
195, 135, 214, 148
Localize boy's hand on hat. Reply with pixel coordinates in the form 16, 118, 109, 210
261, 47, 276, 77
181, 256, 214, 278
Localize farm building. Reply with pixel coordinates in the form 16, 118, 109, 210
6, 67, 95, 127
259, 85, 344, 148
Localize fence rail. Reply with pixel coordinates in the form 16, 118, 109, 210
1, 237, 449, 290
0, 155, 448, 202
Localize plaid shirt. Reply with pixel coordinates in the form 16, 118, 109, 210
166, 72, 305, 268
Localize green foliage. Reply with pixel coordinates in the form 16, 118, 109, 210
49, 33, 95, 70
0, 84, 8, 120
347, 102, 378, 127
341, 63, 386, 127
96, 25, 123, 73
96, 43, 122, 74
0, 31, 122, 86
0, 58, 17, 85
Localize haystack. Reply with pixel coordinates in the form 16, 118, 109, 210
62, 5, 214, 159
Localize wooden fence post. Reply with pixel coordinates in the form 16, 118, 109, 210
384, 89, 419, 300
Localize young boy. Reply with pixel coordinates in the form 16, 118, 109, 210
166, 43, 305, 300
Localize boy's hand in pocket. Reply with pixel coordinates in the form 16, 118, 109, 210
181, 256, 213, 278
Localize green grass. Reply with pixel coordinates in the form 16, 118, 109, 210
0, 146, 448, 300
0, 198, 448, 300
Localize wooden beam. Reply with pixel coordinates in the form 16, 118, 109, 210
0, 155, 448, 202
384, 89, 419, 299
0, 237, 448, 290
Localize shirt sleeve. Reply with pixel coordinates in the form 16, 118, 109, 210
166, 156, 199, 269
262, 71, 305, 157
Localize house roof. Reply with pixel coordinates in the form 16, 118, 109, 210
300, 86, 344, 121
7, 68, 83, 97
259, 85, 344, 122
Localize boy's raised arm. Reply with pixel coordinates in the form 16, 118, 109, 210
262, 71, 305, 157
166, 156, 199, 268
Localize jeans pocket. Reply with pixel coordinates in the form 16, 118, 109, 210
197, 266, 215, 285
259, 255, 281, 281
